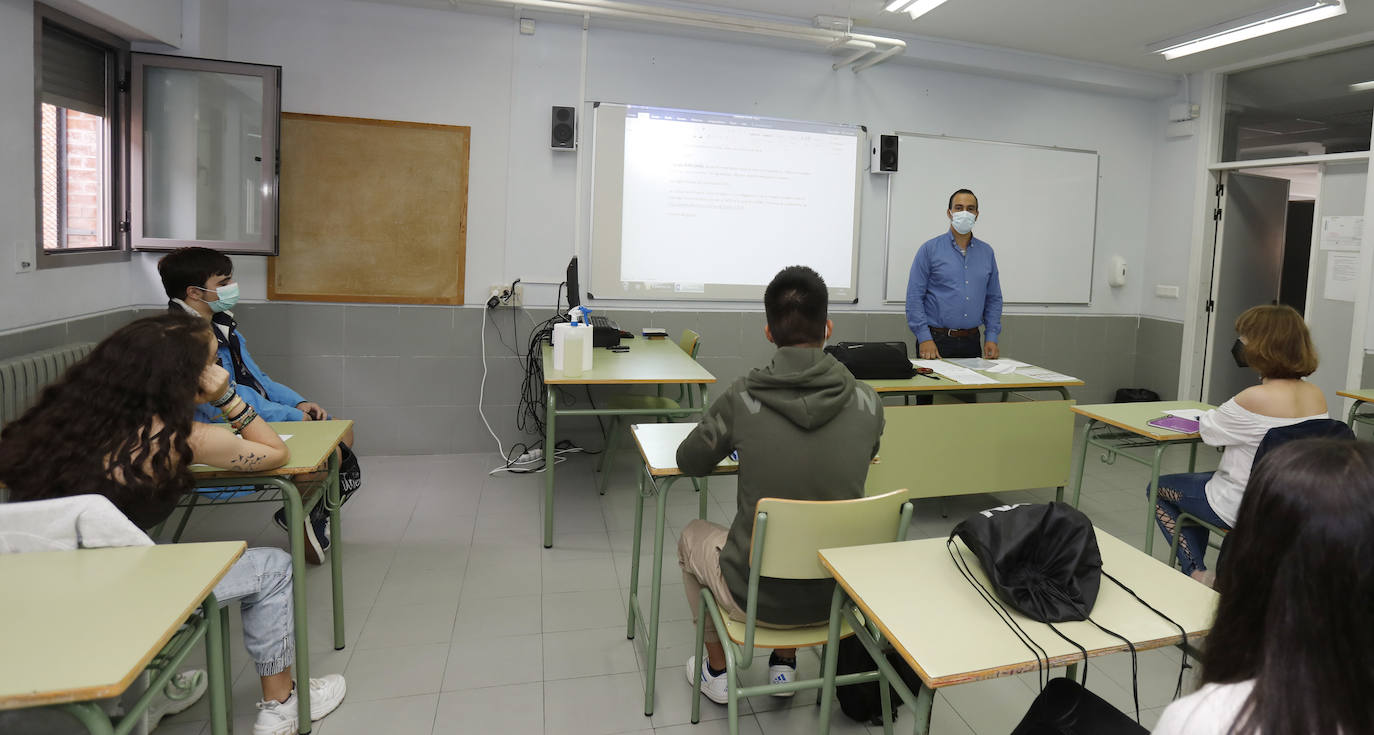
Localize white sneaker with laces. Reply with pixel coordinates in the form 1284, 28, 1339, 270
253, 675, 347, 735
768, 659, 797, 697
685, 656, 729, 705
144, 669, 207, 729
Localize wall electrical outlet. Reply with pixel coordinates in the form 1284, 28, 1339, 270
488, 282, 523, 307
14, 241, 34, 274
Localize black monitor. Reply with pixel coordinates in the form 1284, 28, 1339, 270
565, 256, 582, 311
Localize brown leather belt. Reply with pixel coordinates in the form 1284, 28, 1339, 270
930, 326, 980, 338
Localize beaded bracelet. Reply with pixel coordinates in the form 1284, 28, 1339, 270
209, 385, 237, 409
228, 404, 259, 433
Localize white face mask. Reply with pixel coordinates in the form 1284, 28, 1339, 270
950, 210, 976, 235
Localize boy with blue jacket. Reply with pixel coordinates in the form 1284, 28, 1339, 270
159, 247, 359, 563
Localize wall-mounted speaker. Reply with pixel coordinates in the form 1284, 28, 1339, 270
551, 106, 576, 150
872, 134, 898, 173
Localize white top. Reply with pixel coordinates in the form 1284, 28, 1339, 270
1200, 400, 1327, 527
1153, 681, 1254, 735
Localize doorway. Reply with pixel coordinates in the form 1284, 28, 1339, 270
1200, 162, 1367, 407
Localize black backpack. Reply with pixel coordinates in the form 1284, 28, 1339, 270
824, 342, 915, 380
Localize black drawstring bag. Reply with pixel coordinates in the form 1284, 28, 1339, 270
950, 502, 1102, 623
949, 502, 1190, 730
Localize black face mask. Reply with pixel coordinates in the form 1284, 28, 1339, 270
1231, 338, 1248, 368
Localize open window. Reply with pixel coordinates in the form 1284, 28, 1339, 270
130, 53, 282, 254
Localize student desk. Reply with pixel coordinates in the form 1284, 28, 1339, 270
865, 360, 1082, 402
192, 419, 351, 733
1337, 388, 1374, 435
625, 422, 737, 716
0, 542, 244, 735
542, 339, 715, 548
817, 530, 1216, 735
1068, 402, 1213, 554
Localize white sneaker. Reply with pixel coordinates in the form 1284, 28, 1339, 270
253, 676, 347, 735
144, 669, 207, 729
685, 656, 729, 705
768, 659, 797, 697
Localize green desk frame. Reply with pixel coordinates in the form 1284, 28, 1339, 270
190, 420, 351, 734
1338, 389, 1374, 437
624, 423, 734, 717
1068, 402, 1213, 554
542, 340, 715, 548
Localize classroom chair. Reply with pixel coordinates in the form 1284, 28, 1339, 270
1169, 418, 1354, 571
596, 329, 701, 496
690, 488, 913, 735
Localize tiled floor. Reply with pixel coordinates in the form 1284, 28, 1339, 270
156, 430, 1219, 735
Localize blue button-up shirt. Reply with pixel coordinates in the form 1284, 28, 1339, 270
905, 231, 1003, 344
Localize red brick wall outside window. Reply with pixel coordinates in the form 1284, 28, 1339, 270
40, 103, 104, 250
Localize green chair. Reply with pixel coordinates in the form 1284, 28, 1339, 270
1168, 512, 1228, 571
596, 330, 702, 495
690, 488, 913, 735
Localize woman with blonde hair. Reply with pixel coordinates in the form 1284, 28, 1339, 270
1150, 304, 1326, 583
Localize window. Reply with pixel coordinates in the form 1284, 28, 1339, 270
33, 5, 129, 269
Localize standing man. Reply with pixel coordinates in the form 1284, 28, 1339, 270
906, 188, 1003, 361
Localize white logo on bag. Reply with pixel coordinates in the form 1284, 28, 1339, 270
979, 503, 1029, 518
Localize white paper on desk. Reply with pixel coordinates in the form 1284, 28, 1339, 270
910, 359, 987, 385
1016, 366, 1078, 382
1165, 409, 1205, 421
946, 357, 996, 370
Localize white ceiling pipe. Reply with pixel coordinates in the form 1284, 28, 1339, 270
850, 44, 905, 73
451, 0, 906, 68
832, 40, 877, 70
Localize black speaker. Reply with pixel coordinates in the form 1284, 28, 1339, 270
551, 106, 576, 150
873, 134, 898, 173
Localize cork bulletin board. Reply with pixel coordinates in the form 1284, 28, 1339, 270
269, 113, 469, 304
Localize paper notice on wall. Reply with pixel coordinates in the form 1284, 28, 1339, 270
1324, 252, 1360, 302
1320, 216, 1364, 251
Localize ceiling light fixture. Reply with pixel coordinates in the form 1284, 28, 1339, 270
884, 0, 951, 20
1349, 80, 1374, 92
1147, 0, 1345, 60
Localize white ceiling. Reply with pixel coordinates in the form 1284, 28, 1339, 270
656, 0, 1374, 74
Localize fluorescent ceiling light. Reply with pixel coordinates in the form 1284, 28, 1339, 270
883, 0, 950, 19
1148, 0, 1346, 60
1350, 80, 1374, 92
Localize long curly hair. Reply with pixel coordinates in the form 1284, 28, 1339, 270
0, 313, 213, 513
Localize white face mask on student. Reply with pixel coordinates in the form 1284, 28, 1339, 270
950, 210, 976, 235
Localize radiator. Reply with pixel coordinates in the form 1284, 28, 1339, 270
0, 343, 95, 430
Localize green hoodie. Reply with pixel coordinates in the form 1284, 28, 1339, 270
676, 346, 885, 624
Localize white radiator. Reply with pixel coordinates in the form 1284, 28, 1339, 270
0, 343, 95, 430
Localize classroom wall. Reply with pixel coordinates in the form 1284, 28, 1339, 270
0, 0, 142, 334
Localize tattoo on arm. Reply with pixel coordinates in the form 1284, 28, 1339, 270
230, 452, 267, 471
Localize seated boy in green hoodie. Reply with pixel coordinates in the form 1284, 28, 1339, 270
676, 265, 885, 704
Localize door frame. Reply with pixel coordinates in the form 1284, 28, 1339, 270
1180, 65, 1374, 404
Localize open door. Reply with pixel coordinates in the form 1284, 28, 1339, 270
1203, 172, 1290, 404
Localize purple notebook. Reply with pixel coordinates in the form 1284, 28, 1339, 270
1147, 416, 1200, 434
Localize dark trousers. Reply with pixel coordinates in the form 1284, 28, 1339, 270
916, 332, 982, 405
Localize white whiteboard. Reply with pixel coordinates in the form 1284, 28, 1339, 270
884, 134, 1100, 304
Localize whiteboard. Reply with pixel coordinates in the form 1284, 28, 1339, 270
884, 134, 1100, 304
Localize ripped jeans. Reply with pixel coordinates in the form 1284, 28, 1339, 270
214, 547, 295, 676
1150, 472, 1230, 575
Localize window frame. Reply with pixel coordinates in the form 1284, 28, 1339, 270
32, 3, 130, 270
129, 52, 283, 255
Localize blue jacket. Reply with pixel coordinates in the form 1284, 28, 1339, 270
171, 301, 307, 424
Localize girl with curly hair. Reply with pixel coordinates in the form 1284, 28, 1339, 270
0, 313, 345, 735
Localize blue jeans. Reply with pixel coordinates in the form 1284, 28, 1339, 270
214, 547, 295, 676
1150, 472, 1230, 575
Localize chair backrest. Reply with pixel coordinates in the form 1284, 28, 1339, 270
865, 401, 1076, 498
0, 343, 95, 430
1254, 418, 1355, 467
0, 495, 152, 553
678, 329, 701, 359
753, 488, 912, 580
